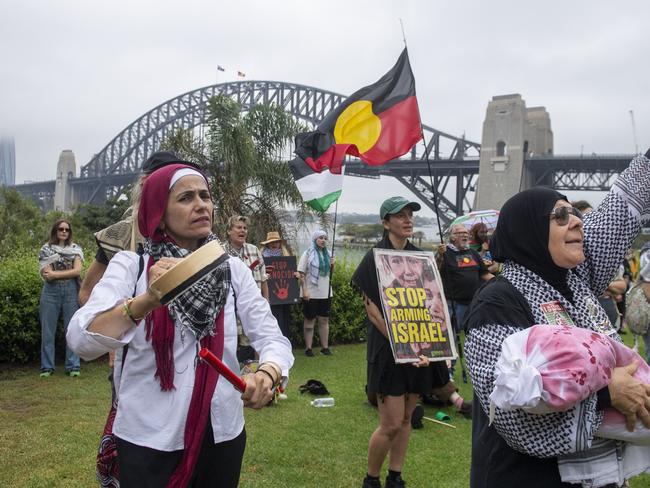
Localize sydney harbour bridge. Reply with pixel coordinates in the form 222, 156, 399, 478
12, 81, 633, 226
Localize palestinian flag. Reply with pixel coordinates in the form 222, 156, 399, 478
294, 48, 422, 173
289, 156, 343, 212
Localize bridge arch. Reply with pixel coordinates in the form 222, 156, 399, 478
78, 80, 481, 209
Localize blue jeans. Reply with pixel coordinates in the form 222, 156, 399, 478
448, 302, 469, 378
447, 302, 469, 334
40, 279, 80, 372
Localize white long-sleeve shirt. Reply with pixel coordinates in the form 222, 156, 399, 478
67, 251, 294, 451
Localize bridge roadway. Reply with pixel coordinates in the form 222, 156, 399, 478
13, 153, 633, 225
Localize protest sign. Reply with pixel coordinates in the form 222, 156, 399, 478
264, 256, 300, 305
373, 249, 458, 363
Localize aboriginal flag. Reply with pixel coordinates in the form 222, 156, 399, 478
294, 48, 422, 173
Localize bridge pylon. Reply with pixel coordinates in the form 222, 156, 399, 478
54, 150, 77, 212
475, 94, 553, 210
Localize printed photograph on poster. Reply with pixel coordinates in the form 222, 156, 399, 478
373, 249, 458, 364
264, 256, 300, 305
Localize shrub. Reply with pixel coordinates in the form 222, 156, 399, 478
0, 252, 44, 363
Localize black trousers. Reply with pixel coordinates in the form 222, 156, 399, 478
116, 423, 246, 488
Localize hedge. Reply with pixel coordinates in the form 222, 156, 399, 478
0, 251, 368, 364
0, 252, 46, 363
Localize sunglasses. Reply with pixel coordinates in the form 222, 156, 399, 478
57, 227, 70, 232
549, 206, 583, 226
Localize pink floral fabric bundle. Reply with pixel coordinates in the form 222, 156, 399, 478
491, 324, 650, 445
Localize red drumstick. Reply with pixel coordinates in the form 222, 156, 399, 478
198, 348, 247, 393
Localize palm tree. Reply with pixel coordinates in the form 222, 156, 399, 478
163, 95, 316, 247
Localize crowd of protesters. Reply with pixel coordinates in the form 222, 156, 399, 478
29, 148, 650, 487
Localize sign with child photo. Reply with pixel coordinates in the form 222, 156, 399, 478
373, 249, 458, 364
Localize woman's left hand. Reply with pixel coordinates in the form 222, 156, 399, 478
241, 371, 274, 409
411, 355, 430, 368
148, 257, 183, 283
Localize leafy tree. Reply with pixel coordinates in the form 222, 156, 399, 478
0, 187, 51, 257
163, 95, 317, 245
74, 193, 131, 233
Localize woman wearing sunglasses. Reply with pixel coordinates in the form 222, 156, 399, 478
464, 152, 650, 488
38, 219, 84, 377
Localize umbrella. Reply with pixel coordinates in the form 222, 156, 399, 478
450, 209, 500, 233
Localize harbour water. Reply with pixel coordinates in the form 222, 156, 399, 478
292, 223, 440, 265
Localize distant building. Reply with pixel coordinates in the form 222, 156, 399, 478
0, 137, 16, 186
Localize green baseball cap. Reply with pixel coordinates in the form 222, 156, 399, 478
380, 196, 421, 219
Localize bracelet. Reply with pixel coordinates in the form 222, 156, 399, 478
258, 362, 282, 383
255, 368, 277, 388
122, 298, 145, 325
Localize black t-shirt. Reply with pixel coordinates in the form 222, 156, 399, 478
95, 246, 109, 265
440, 247, 488, 304
351, 236, 421, 363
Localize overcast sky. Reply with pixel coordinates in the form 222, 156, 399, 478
1, 0, 648, 218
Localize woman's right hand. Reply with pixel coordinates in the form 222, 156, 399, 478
41, 267, 55, 282
302, 291, 310, 301
609, 361, 650, 431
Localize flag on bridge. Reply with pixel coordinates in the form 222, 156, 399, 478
290, 48, 422, 211
294, 48, 422, 172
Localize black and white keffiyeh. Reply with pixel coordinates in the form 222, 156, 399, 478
144, 233, 231, 341
465, 154, 650, 487
38, 243, 84, 272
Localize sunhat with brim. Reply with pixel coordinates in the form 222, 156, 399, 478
380, 196, 421, 220
260, 231, 285, 246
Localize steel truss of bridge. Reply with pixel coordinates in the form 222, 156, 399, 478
11, 81, 634, 224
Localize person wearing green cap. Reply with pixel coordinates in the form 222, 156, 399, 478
351, 196, 470, 488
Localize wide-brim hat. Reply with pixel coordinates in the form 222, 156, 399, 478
260, 231, 285, 245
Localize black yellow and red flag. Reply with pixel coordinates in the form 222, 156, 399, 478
294, 48, 422, 173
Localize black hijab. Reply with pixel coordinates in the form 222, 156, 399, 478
490, 186, 575, 302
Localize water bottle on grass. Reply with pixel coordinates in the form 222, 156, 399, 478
311, 397, 335, 407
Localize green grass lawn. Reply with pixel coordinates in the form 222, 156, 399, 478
1, 343, 649, 488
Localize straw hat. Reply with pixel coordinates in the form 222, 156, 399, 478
260, 231, 284, 246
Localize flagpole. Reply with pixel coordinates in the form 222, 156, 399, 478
396, 21, 445, 241
400, 37, 469, 383
326, 198, 339, 303
330, 198, 339, 260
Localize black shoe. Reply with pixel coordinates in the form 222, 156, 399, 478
320, 347, 332, 355
421, 393, 446, 407
410, 404, 424, 429
362, 476, 381, 488
305, 349, 314, 357
385, 474, 406, 488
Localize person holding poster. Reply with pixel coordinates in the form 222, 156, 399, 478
260, 231, 299, 340
352, 196, 469, 488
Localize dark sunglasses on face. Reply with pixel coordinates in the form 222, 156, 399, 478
549, 206, 583, 226
57, 227, 70, 232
